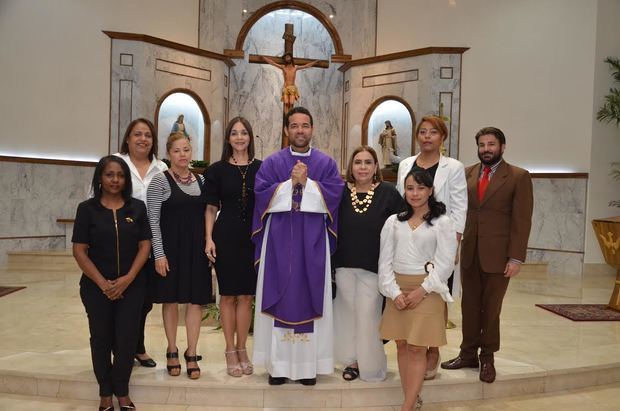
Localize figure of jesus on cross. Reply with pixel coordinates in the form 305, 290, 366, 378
262, 53, 320, 114
249, 23, 329, 146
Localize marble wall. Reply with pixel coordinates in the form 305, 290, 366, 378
344, 52, 464, 167
0, 161, 93, 264
199, 0, 377, 59
109, 39, 229, 164
228, 9, 343, 162
522, 177, 588, 297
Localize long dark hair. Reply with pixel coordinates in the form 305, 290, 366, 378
221, 117, 255, 162
120, 118, 158, 161
397, 170, 446, 225
91, 155, 133, 205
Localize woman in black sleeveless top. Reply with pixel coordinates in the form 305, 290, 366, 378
147, 133, 212, 380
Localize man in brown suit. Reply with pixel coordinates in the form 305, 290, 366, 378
441, 127, 533, 383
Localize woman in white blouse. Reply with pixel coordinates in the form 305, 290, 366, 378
115, 118, 168, 368
379, 170, 456, 411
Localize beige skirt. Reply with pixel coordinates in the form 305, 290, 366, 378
379, 273, 446, 347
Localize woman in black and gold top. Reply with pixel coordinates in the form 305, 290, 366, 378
332, 146, 403, 382
72, 155, 152, 411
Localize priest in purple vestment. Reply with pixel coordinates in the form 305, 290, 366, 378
251, 107, 344, 385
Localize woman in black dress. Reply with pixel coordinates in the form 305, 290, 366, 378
72, 156, 152, 411
147, 132, 212, 380
205, 117, 261, 377
332, 146, 404, 382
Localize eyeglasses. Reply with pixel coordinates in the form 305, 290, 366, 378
418, 128, 440, 137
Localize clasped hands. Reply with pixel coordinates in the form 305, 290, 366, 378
291, 160, 308, 187
394, 286, 427, 310
100, 275, 132, 300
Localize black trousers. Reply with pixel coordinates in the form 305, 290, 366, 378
80, 277, 145, 397
135, 302, 152, 355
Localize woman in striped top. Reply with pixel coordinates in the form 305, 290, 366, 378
146, 132, 212, 380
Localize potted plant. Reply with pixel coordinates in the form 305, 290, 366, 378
592, 56, 620, 311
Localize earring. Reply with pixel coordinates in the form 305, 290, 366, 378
98, 183, 102, 190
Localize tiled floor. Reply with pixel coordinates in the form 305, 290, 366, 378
1, 382, 620, 410
0, 261, 619, 409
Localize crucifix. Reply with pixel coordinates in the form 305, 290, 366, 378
249, 23, 329, 147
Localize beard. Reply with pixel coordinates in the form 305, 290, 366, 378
478, 150, 502, 166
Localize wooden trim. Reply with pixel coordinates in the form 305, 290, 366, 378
56, 219, 75, 224
154, 88, 211, 162
361, 96, 417, 157
0, 156, 97, 167
232, 1, 345, 56
531, 173, 588, 179
339, 47, 470, 72
331, 54, 352, 63
0, 235, 65, 241
527, 246, 584, 255
102, 31, 235, 67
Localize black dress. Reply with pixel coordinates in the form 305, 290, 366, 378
150, 171, 212, 304
204, 160, 261, 295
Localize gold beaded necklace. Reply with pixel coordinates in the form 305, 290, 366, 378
350, 183, 377, 214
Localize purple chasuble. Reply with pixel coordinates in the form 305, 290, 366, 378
252, 148, 343, 333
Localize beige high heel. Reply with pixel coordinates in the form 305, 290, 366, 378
225, 350, 242, 377
424, 352, 440, 380
237, 348, 254, 375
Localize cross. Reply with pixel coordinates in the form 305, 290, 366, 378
249, 23, 329, 147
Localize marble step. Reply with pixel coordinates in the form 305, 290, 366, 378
6, 250, 78, 271
1, 361, 619, 408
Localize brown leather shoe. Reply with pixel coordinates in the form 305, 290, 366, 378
440, 356, 479, 370
479, 362, 496, 383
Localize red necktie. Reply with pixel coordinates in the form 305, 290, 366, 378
478, 166, 491, 202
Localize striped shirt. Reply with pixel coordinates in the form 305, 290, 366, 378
478, 159, 503, 180
146, 171, 205, 259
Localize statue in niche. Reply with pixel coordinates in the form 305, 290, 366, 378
263, 54, 320, 113
171, 114, 190, 137
378, 120, 397, 168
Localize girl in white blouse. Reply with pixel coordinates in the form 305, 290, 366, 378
379, 170, 457, 411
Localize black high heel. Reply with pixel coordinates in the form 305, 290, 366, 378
134, 354, 156, 368
98, 406, 114, 411
119, 403, 136, 410
184, 350, 202, 379
166, 348, 181, 376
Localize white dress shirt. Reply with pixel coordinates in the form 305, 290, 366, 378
114, 153, 168, 203
378, 214, 457, 302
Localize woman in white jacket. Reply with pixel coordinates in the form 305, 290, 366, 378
396, 115, 467, 379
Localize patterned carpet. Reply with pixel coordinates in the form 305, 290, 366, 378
536, 304, 620, 321
0, 286, 26, 298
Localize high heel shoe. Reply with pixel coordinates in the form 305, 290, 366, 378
134, 354, 156, 368
99, 396, 114, 411
166, 348, 181, 376
415, 395, 423, 410
184, 350, 202, 379
424, 352, 440, 380
236, 348, 253, 375
225, 350, 242, 377
119, 403, 136, 410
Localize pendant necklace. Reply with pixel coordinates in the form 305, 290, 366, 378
232, 156, 254, 220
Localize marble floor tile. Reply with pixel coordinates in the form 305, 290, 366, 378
0, 265, 619, 408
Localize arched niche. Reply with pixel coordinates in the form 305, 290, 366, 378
362, 96, 416, 168
233, 0, 344, 57
155, 89, 210, 161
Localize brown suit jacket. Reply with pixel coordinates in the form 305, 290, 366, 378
460, 161, 533, 274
